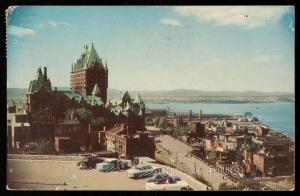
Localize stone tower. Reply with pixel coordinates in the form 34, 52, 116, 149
70, 43, 108, 103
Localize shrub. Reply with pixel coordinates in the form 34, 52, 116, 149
218, 182, 247, 190
36, 138, 55, 155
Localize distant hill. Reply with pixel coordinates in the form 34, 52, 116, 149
7, 88, 27, 98
7, 87, 294, 103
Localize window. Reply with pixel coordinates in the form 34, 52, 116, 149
15, 115, 28, 123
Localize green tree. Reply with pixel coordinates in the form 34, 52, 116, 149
36, 138, 55, 155
64, 108, 73, 119
75, 108, 93, 123
145, 117, 154, 126
158, 117, 167, 128
175, 127, 189, 136
218, 182, 247, 190
91, 117, 106, 130
152, 117, 160, 126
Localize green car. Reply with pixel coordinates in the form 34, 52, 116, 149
96, 158, 129, 172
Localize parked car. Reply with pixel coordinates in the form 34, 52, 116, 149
77, 156, 104, 169
93, 151, 118, 158
206, 186, 213, 191
147, 172, 181, 183
145, 177, 191, 191
126, 164, 162, 179
96, 158, 129, 172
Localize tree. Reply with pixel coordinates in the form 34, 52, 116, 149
75, 108, 93, 123
36, 138, 55, 155
145, 117, 154, 126
152, 117, 160, 126
158, 117, 167, 128
218, 182, 247, 190
91, 117, 106, 130
176, 127, 189, 136
64, 108, 73, 119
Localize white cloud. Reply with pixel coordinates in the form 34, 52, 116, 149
8, 25, 34, 36
250, 54, 283, 63
160, 18, 183, 27
36, 21, 71, 28
174, 6, 289, 29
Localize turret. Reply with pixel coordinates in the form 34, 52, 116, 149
134, 92, 145, 108
138, 107, 143, 116
43, 67, 47, 80
105, 60, 108, 70
35, 67, 43, 81
92, 83, 101, 97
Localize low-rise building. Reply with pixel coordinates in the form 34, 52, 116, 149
252, 134, 292, 176
106, 125, 155, 159
55, 120, 106, 153
7, 112, 31, 150
228, 135, 252, 151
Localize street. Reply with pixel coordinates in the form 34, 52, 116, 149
158, 135, 237, 190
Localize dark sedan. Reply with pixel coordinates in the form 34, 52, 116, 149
147, 172, 181, 183
77, 156, 104, 169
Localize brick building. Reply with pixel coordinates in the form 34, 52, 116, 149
70, 43, 108, 103
22, 42, 148, 155
106, 124, 155, 159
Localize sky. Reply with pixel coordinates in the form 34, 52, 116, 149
6, 6, 295, 92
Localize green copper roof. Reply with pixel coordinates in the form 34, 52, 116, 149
85, 95, 103, 106
87, 43, 101, 66
111, 105, 123, 116
61, 91, 103, 107
74, 43, 103, 70
92, 83, 101, 96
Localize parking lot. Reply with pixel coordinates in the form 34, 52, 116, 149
7, 159, 148, 190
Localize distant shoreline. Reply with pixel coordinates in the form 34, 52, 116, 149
143, 100, 294, 104
7, 88, 294, 104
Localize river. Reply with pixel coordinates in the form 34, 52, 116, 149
146, 102, 295, 140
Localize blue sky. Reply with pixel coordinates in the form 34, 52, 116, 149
6, 6, 295, 92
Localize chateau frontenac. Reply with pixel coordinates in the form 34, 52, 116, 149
8, 43, 154, 158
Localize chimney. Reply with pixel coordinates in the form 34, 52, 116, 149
43, 67, 47, 79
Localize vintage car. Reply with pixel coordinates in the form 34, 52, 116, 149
126, 164, 162, 179
96, 158, 129, 172
145, 177, 191, 191
77, 156, 104, 169
147, 172, 181, 183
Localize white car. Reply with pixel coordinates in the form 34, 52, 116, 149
145, 178, 191, 191
126, 164, 162, 179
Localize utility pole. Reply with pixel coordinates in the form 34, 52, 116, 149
89, 123, 91, 152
